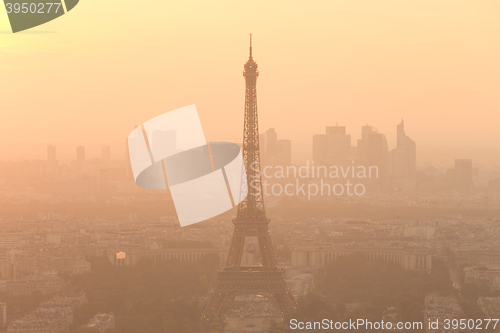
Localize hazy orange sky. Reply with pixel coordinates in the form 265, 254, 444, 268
1, 0, 499, 165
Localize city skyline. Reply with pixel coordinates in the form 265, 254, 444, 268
1, 0, 500, 164
5, 118, 483, 170
1, 117, 498, 167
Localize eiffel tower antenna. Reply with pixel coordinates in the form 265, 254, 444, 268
201, 35, 297, 326
249, 33, 253, 58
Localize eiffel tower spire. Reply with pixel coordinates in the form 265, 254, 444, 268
249, 33, 253, 59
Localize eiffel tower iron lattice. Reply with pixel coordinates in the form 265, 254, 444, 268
200, 35, 298, 324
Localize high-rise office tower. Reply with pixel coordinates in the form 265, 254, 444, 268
358, 125, 389, 166
259, 128, 277, 166
391, 120, 416, 190
325, 126, 351, 163
76, 146, 85, 165
357, 125, 389, 190
260, 128, 292, 166
265, 128, 277, 164
313, 125, 351, 165
102, 145, 111, 162
454, 159, 473, 190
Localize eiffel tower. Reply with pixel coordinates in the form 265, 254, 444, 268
201, 35, 298, 324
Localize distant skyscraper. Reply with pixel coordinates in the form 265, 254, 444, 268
326, 126, 347, 135
313, 125, 351, 165
47, 145, 56, 162
259, 128, 277, 165
391, 120, 416, 190
357, 125, 389, 190
325, 126, 351, 163
454, 159, 473, 190
260, 128, 291, 166
102, 145, 111, 162
265, 128, 278, 160
357, 125, 388, 166
76, 146, 85, 165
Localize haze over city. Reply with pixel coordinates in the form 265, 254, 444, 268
1, 0, 500, 166
1, 1, 500, 333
